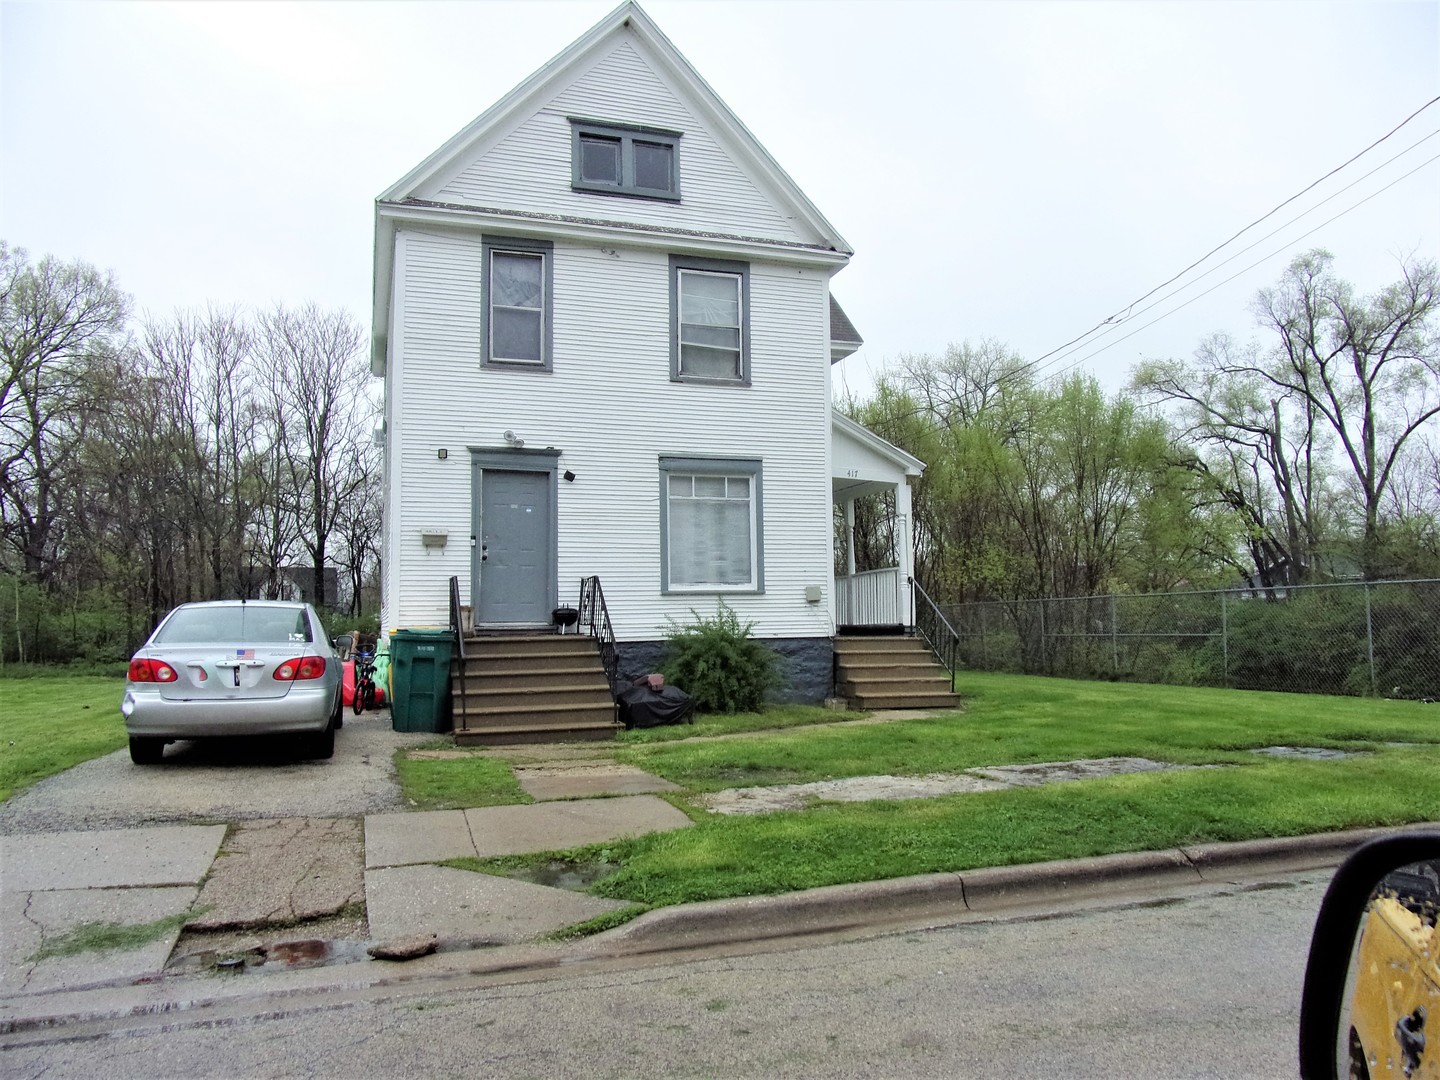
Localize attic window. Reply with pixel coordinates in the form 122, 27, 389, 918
569, 118, 681, 201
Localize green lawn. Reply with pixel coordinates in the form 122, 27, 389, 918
586, 674, 1440, 906
0, 675, 127, 802
613, 673, 1439, 791
392, 750, 532, 809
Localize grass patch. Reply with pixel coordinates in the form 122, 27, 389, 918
618, 703, 856, 744
547, 905, 650, 940
29, 910, 196, 962
393, 751, 532, 810
0, 674, 127, 802
588, 745, 1440, 907
615, 673, 1440, 791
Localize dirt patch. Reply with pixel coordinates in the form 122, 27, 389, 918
697, 757, 1204, 815
697, 773, 1009, 815
971, 756, 1196, 787
1249, 746, 1368, 760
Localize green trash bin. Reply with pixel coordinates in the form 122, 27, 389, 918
390, 629, 455, 733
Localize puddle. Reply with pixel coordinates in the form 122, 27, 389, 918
497, 858, 621, 891
168, 938, 375, 976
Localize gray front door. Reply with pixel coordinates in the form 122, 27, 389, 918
477, 469, 552, 625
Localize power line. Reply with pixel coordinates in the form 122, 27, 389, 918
1044, 151, 1440, 382
1030, 127, 1440, 378
1013, 94, 1440, 380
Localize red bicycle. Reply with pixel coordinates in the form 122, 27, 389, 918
352, 651, 377, 715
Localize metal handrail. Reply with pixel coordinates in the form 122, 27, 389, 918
448, 576, 468, 725
578, 575, 620, 695
911, 576, 962, 681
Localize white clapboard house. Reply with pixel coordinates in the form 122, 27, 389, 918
372, 1, 958, 741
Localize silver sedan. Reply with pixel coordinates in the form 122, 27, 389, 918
121, 600, 343, 764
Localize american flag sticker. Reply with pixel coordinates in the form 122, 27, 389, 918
236, 648, 255, 659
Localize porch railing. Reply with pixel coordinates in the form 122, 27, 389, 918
578, 575, 620, 695
911, 576, 962, 680
836, 567, 904, 627
448, 575, 468, 723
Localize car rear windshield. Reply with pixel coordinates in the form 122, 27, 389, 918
154, 607, 313, 645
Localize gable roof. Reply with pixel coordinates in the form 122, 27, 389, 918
372, 1, 852, 373
379, 1, 849, 253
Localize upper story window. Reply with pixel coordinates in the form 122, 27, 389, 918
569, 118, 681, 201
481, 235, 553, 371
669, 255, 750, 386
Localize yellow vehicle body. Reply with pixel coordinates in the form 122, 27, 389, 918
1350, 897, 1440, 1078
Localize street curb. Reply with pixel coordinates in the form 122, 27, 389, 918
593, 824, 1434, 956
3, 824, 1436, 1036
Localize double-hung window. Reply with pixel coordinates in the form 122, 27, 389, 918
669, 255, 750, 385
659, 457, 764, 593
570, 118, 681, 201
481, 236, 553, 370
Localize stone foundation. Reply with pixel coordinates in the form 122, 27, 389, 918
614, 637, 834, 705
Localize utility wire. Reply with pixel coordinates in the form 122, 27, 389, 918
1012, 94, 1440, 380
1043, 151, 1440, 382
1029, 127, 1440, 378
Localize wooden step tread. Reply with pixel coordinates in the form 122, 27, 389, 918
458, 701, 615, 717
457, 719, 619, 734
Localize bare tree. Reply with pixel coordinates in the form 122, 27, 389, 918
0, 242, 129, 583
1136, 249, 1439, 582
257, 305, 372, 609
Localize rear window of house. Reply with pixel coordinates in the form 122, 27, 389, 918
154, 607, 312, 644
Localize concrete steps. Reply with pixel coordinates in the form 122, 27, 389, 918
451, 633, 619, 745
833, 635, 962, 711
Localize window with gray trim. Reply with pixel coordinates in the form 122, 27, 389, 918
569, 118, 681, 200
669, 255, 750, 385
481, 236, 553, 369
659, 457, 764, 592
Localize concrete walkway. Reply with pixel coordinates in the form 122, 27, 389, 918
0, 788, 692, 997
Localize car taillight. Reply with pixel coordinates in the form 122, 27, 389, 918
129, 658, 178, 683
274, 656, 326, 681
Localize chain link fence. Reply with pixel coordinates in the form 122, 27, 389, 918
940, 579, 1440, 699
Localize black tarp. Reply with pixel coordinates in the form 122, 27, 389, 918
617, 684, 695, 729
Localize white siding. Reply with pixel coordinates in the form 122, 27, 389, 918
430, 40, 807, 246
387, 227, 834, 641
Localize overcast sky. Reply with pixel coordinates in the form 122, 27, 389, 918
3, 1, 1436, 398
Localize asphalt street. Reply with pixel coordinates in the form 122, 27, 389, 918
1, 871, 1329, 1079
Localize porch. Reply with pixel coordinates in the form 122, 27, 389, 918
831, 411, 925, 631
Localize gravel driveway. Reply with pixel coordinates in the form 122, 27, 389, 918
0, 711, 437, 835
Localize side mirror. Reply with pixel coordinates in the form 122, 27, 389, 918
1299, 832, 1440, 1079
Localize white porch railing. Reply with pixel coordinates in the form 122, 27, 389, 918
836, 567, 904, 627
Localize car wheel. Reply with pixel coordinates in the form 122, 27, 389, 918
306, 724, 335, 760
129, 736, 165, 765
331, 689, 344, 729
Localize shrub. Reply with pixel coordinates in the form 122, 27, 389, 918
661, 602, 779, 714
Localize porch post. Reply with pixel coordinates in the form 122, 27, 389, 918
896, 478, 914, 626
844, 497, 856, 577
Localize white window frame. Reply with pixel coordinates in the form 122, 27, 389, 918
481, 236, 553, 371
658, 457, 764, 593
669, 255, 751, 386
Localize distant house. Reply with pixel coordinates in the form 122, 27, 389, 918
371, 1, 936, 717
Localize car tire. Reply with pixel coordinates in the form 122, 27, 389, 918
129, 736, 165, 765
306, 724, 335, 760
331, 689, 344, 730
